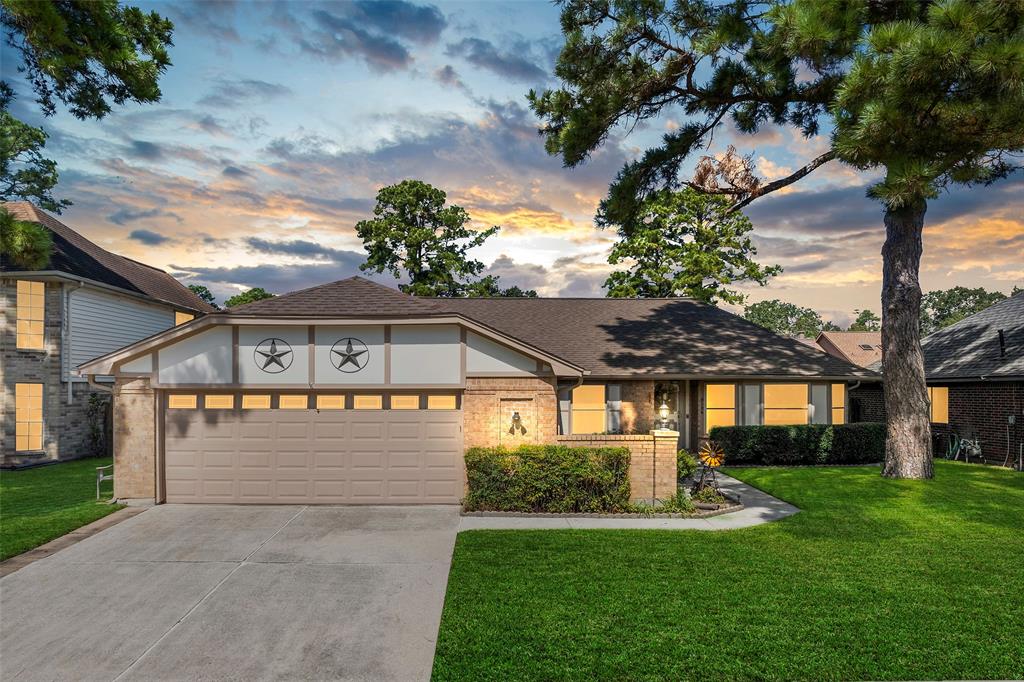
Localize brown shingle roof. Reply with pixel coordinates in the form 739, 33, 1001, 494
922, 291, 1024, 379
815, 331, 882, 368
227, 276, 445, 317
1, 202, 214, 313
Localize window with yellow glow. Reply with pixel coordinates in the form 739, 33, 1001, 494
279, 394, 308, 409
763, 384, 809, 425
242, 394, 271, 409
15, 383, 43, 451
16, 280, 45, 350
571, 384, 606, 434
928, 386, 949, 424
204, 394, 234, 409
391, 395, 419, 410
427, 395, 457, 410
174, 311, 194, 325
831, 384, 846, 424
167, 394, 197, 409
316, 395, 345, 410
353, 395, 383, 410
705, 384, 736, 432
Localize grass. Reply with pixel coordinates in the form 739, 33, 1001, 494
0, 457, 123, 561
432, 461, 1024, 681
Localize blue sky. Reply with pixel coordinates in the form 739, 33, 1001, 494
3, 0, 1021, 323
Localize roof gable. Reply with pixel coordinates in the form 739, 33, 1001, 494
227, 276, 445, 317
1, 202, 214, 313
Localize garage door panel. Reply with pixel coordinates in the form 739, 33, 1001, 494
165, 407, 462, 503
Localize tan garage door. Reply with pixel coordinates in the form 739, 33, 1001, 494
163, 408, 463, 504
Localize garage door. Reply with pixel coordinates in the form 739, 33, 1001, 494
163, 402, 463, 504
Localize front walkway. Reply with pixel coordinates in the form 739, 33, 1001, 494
458, 473, 799, 530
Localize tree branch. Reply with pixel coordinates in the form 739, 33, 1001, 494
730, 150, 837, 211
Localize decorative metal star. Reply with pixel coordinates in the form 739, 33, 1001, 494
256, 339, 292, 370
332, 339, 367, 370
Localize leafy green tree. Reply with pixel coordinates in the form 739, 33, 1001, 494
0, 85, 68, 212
529, 0, 1024, 479
464, 275, 538, 298
920, 287, 1007, 335
187, 284, 219, 309
356, 180, 501, 297
849, 309, 881, 332
604, 188, 780, 304
743, 299, 833, 338
224, 287, 275, 309
0, 0, 174, 209
0, 207, 52, 269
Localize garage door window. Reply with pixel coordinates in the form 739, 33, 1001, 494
427, 395, 457, 410
316, 395, 345, 410
168, 395, 197, 409
354, 395, 383, 409
391, 395, 419, 410
279, 395, 308, 409
205, 395, 234, 409
242, 394, 271, 409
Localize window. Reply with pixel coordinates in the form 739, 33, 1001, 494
427, 395, 457, 410
175, 311, 194, 325
168, 394, 197, 409
279, 395, 308, 409
928, 387, 948, 424
16, 280, 45, 350
809, 384, 829, 425
763, 384, 809, 425
15, 383, 43, 451
571, 384, 606, 434
353, 395, 383, 410
741, 384, 761, 425
205, 395, 234, 409
391, 395, 419, 410
316, 395, 345, 410
705, 384, 736, 432
859, 344, 874, 351
242, 394, 271, 409
831, 384, 846, 424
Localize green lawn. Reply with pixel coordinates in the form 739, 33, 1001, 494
433, 461, 1024, 681
0, 457, 123, 561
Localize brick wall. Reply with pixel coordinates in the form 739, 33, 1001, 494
113, 377, 157, 502
850, 383, 885, 423
621, 380, 655, 433
930, 381, 1024, 466
1, 278, 112, 467
463, 376, 558, 449
556, 431, 678, 504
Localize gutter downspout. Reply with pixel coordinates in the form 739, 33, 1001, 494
64, 281, 85, 404
87, 374, 113, 393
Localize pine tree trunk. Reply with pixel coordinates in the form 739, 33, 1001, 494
880, 200, 932, 479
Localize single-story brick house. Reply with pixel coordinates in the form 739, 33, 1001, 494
77, 277, 877, 505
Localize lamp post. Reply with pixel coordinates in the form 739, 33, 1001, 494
658, 395, 670, 429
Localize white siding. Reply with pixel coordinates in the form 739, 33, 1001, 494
238, 325, 310, 385
390, 325, 461, 384
120, 353, 153, 374
466, 331, 537, 374
314, 325, 385, 385
69, 287, 175, 372
159, 326, 233, 384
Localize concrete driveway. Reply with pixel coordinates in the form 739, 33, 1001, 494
0, 505, 460, 681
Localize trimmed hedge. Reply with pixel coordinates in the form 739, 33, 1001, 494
463, 445, 632, 513
708, 422, 885, 465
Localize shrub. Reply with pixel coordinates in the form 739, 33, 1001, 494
677, 450, 698, 483
463, 444, 632, 513
691, 487, 727, 505
708, 423, 885, 465
655, 491, 695, 514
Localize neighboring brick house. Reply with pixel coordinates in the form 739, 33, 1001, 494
77, 277, 876, 505
919, 292, 1024, 467
1, 202, 214, 467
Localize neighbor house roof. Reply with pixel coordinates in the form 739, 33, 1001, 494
814, 331, 882, 368
432, 296, 876, 379
1, 201, 214, 313
922, 291, 1024, 380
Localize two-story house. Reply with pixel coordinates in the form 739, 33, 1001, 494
1, 202, 214, 467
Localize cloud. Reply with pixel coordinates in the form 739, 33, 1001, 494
108, 207, 184, 226
127, 140, 163, 160
434, 64, 469, 93
128, 229, 173, 246
222, 165, 251, 178
350, 0, 447, 43
245, 237, 361, 263
445, 37, 549, 83
198, 78, 293, 109
167, 0, 241, 42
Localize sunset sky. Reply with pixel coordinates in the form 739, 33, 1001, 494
3, 0, 1021, 325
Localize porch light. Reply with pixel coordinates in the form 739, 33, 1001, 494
659, 396, 670, 428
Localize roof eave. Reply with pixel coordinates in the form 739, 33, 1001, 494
2, 269, 210, 314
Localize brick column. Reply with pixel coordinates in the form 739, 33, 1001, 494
113, 377, 157, 504
651, 429, 679, 502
